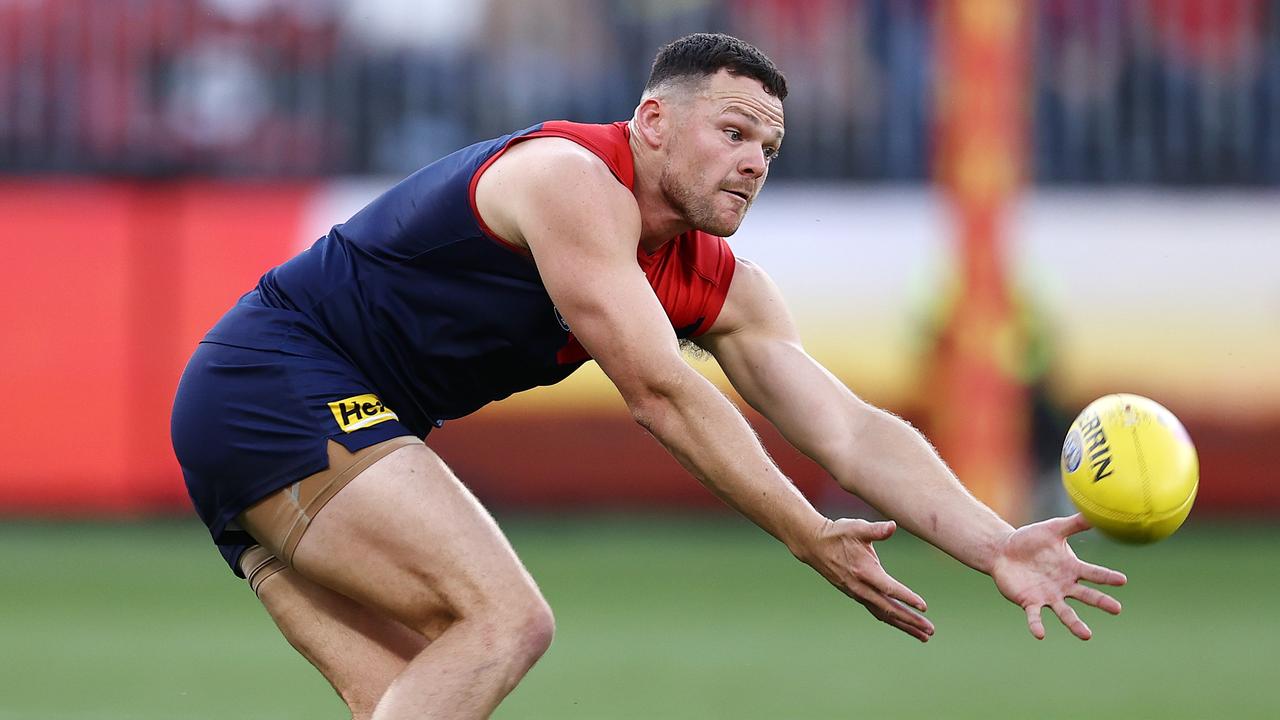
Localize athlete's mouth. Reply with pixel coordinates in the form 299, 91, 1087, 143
723, 189, 750, 202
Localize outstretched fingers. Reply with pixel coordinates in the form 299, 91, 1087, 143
1024, 605, 1046, 640
999, 514, 1129, 642
1069, 584, 1122, 615
1079, 561, 1128, 587
864, 567, 928, 613
871, 601, 933, 643
1052, 600, 1093, 640
847, 576, 934, 641
1026, 599, 1099, 640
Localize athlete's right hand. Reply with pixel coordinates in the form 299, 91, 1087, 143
796, 518, 935, 642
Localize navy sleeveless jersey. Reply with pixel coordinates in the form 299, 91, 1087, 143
201, 121, 737, 437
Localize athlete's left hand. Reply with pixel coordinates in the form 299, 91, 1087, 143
989, 513, 1127, 640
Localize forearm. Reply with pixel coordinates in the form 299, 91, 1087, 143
827, 407, 1014, 574
715, 339, 1013, 573
631, 371, 826, 555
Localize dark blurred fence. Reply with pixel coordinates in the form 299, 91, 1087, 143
1, 0, 1277, 183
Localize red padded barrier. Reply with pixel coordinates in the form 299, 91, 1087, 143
0, 181, 1275, 516
0, 180, 310, 512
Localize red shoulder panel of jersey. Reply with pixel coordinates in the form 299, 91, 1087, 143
532, 121, 635, 189
554, 230, 735, 364
640, 230, 737, 339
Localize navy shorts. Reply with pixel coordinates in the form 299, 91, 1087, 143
171, 339, 418, 576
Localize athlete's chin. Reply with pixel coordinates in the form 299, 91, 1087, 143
693, 204, 748, 237
694, 215, 743, 237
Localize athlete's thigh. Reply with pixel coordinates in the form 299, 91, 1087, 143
174, 339, 419, 577
287, 441, 541, 632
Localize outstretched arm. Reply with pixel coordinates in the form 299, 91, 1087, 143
475, 138, 933, 641
698, 259, 1126, 640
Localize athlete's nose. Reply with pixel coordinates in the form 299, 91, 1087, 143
738, 144, 766, 178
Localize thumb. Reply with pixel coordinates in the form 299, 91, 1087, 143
864, 520, 896, 540
1048, 513, 1091, 538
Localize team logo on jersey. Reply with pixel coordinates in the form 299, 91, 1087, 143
553, 305, 571, 332
328, 394, 398, 432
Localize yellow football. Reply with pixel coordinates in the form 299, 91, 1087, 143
1060, 394, 1199, 543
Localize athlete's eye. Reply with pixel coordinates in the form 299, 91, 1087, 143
725, 128, 743, 142
763, 146, 780, 161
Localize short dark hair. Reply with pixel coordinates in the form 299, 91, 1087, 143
646, 33, 787, 100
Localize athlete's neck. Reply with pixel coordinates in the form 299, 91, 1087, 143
628, 122, 691, 253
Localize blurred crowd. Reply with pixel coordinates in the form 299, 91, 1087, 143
1, 0, 1277, 183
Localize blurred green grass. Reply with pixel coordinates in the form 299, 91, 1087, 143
0, 516, 1276, 719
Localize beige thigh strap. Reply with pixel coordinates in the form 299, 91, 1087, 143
239, 544, 287, 595
238, 435, 422, 566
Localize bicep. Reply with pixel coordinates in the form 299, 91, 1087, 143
536, 239, 684, 400
498, 143, 685, 401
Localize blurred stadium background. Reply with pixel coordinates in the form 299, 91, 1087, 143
2, 1, 1278, 718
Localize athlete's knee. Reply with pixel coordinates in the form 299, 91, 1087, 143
489, 588, 556, 672
462, 589, 555, 669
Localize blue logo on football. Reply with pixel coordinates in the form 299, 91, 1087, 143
1062, 430, 1083, 473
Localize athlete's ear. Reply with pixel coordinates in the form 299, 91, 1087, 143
632, 96, 667, 150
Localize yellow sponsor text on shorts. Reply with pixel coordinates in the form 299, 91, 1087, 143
328, 394, 398, 432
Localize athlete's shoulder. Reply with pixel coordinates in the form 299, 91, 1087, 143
481, 133, 629, 206
479, 120, 631, 190
474, 124, 639, 252
518, 121, 635, 189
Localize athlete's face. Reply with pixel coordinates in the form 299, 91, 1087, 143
660, 70, 784, 237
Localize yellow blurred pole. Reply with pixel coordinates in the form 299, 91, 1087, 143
930, 0, 1031, 521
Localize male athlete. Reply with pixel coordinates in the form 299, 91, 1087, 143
172, 33, 1126, 719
